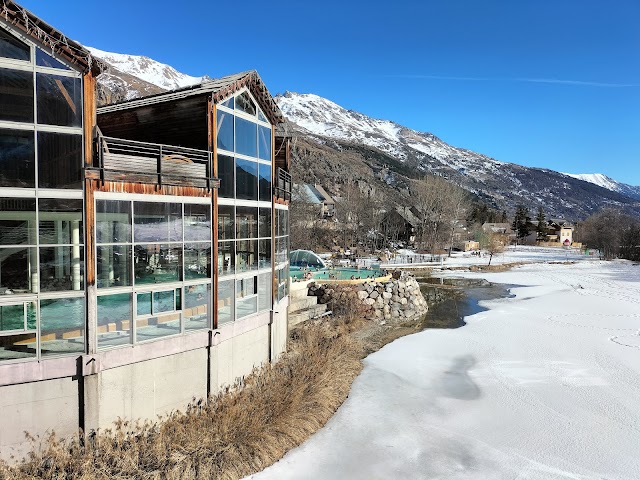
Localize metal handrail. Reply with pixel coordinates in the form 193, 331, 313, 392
94, 136, 216, 189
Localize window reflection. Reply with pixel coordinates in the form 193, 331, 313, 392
236, 159, 258, 200
96, 200, 131, 244
0, 198, 36, 246
236, 117, 257, 157
218, 280, 234, 325
0, 68, 34, 123
218, 155, 235, 198
184, 204, 210, 241
40, 297, 85, 356
0, 28, 30, 61
37, 132, 83, 189
134, 202, 182, 243
217, 110, 234, 152
134, 244, 182, 284
97, 293, 132, 348
218, 241, 235, 277
184, 283, 210, 330
218, 205, 234, 240
235, 92, 256, 115
97, 245, 131, 288
236, 206, 257, 239
258, 126, 271, 161
185, 243, 211, 280
38, 198, 83, 245
36, 73, 82, 127
259, 163, 271, 202
0, 247, 36, 294
39, 245, 84, 292
236, 240, 257, 272
0, 129, 35, 188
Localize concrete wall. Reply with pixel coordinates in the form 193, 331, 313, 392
0, 377, 80, 461
0, 303, 290, 462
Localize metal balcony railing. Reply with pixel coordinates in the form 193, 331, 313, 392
93, 136, 218, 189
274, 167, 291, 201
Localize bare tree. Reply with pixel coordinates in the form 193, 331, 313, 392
412, 175, 468, 257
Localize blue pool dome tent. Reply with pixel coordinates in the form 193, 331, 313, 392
289, 250, 327, 269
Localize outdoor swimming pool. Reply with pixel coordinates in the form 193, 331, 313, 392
290, 267, 388, 282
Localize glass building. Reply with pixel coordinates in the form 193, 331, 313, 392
0, 1, 291, 456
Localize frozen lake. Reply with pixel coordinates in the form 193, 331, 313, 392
248, 249, 640, 479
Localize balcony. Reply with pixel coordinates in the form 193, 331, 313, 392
274, 167, 291, 202
89, 136, 219, 189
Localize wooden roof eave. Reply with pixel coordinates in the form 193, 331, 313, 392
1, 0, 105, 76
98, 70, 285, 126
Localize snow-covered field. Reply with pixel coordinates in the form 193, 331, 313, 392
249, 248, 640, 479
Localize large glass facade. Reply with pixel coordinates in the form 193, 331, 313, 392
216, 89, 281, 324
0, 26, 86, 363
96, 197, 212, 349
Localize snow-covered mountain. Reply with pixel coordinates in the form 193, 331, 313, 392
562, 173, 640, 200
87, 47, 208, 91
276, 92, 640, 218
88, 49, 640, 219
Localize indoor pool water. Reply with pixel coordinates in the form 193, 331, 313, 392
291, 267, 386, 281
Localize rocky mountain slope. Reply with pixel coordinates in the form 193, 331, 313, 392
88, 50, 640, 219
276, 92, 640, 219
562, 173, 640, 201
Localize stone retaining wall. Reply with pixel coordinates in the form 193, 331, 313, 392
308, 272, 428, 322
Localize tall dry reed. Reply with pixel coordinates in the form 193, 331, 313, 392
0, 322, 363, 480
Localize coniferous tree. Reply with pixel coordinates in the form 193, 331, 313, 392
535, 206, 547, 239
512, 205, 531, 242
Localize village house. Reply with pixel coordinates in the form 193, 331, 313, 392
0, 1, 290, 459
292, 183, 335, 218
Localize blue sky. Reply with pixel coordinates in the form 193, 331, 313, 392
19, 0, 640, 186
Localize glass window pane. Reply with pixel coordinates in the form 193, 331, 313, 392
40, 297, 85, 357
258, 126, 271, 161
218, 241, 234, 277
258, 109, 268, 123
97, 293, 132, 348
235, 117, 257, 157
259, 207, 271, 238
0, 247, 36, 294
216, 110, 234, 152
184, 203, 210, 241
235, 92, 256, 116
218, 204, 234, 240
134, 202, 182, 243
96, 200, 131, 244
36, 49, 71, 70
0, 302, 34, 332
37, 132, 83, 189
236, 159, 258, 201
221, 97, 234, 109
0, 67, 33, 123
259, 163, 272, 202
97, 245, 131, 288
218, 279, 234, 325
236, 276, 257, 319
184, 283, 210, 330
39, 246, 84, 292
218, 154, 234, 198
134, 244, 182, 285
236, 239, 257, 273
258, 272, 271, 312
38, 198, 83, 245
0, 331, 36, 361
36, 73, 82, 127
258, 238, 271, 269
153, 290, 175, 313
236, 206, 257, 239
137, 292, 151, 316
0, 129, 35, 188
185, 242, 211, 280
0, 28, 30, 61
0, 198, 36, 246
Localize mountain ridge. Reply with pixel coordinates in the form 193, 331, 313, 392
87, 49, 640, 219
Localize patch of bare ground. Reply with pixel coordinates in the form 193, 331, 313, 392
0, 319, 364, 480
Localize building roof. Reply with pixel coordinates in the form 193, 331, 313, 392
98, 70, 284, 125
1, 0, 105, 75
395, 206, 421, 227
292, 184, 335, 205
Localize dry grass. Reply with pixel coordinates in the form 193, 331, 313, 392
0, 321, 363, 480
